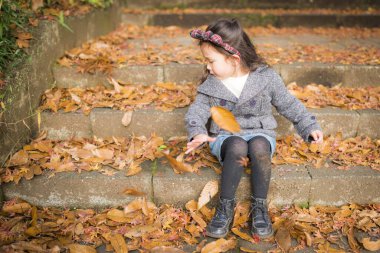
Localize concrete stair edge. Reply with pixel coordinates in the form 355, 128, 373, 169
3, 161, 379, 209
40, 107, 380, 140
52, 63, 380, 88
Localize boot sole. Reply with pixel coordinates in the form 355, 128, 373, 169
251, 229, 274, 239
205, 230, 229, 238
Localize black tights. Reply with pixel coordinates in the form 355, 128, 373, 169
220, 136, 272, 200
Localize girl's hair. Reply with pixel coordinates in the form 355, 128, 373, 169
199, 18, 266, 83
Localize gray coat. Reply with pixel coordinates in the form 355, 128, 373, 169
185, 65, 322, 142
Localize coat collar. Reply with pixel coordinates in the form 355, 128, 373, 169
197, 65, 272, 104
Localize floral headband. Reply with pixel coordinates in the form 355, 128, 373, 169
190, 29, 241, 57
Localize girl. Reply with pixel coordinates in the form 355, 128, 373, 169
185, 18, 323, 239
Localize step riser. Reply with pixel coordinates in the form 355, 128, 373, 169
3, 162, 379, 208
122, 13, 380, 28
124, 0, 380, 10
40, 108, 380, 140
53, 64, 380, 88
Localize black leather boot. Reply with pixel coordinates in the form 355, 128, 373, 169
205, 198, 235, 238
251, 197, 273, 238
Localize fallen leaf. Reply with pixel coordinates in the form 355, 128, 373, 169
275, 226, 291, 252
201, 238, 237, 253
197, 180, 218, 210
2, 202, 32, 213
67, 244, 97, 253
163, 153, 194, 173
122, 111, 133, 127
110, 233, 128, 253
121, 188, 146, 196
362, 238, 380, 251
107, 209, 129, 223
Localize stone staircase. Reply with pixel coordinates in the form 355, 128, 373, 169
2, 0, 380, 212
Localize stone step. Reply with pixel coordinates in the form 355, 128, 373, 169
53, 63, 380, 88
3, 160, 379, 208
40, 107, 380, 140
122, 11, 380, 28
124, 0, 380, 10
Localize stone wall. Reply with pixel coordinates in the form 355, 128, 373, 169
0, 0, 126, 165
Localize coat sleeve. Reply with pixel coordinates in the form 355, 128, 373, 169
270, 72, 322, 142
185, 92, 211, 141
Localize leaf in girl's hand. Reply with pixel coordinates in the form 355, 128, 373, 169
197, 180, 218, 210
210, 106, 240, 133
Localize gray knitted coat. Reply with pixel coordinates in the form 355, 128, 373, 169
185, 65, 322, 142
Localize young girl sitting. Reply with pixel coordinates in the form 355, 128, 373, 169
185, 18, 323, 239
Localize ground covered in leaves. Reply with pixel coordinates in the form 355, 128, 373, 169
0, 197, 379, 252
39, 82, 380, 114
57, 25, 380, 74
1, 131, 379, 185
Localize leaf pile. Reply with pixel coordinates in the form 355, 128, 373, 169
57, 25, 380, 74
2, 133, 379, 185
1, 198, 379, 252
39, 83, 380, 115
288, 83, 380, 110
274, 134, 380, 170
0, 133, 221, 184
39, 82, 196, 114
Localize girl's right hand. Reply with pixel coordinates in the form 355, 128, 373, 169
186, 134, 216, 154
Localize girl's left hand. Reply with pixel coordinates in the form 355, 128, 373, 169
310, 130, 323, 144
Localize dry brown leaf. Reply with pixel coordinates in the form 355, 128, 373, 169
239, 247, 261, 253
362, 238, 380, 251
121, 188, 146, 196
231, 228, 255, 243
151, 246, 186, 253
197, 180, 219, 210
8, 150, 29, 166
275, 226, 292, 252
110, 234, 128, 253
106, 209, 129, 223
201, 238, 237, 253
125, 161, 142, 176
68, 244, 97, 253
163, 153, 194, 173
2, 202, 32, 213
210, 106, 240, 133
122, 111, 133, 127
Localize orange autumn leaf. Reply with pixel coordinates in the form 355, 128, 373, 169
2, 202, 32, 213
201, 238, 237, 253
163, 153, 194, 173
210, 106, 241, 133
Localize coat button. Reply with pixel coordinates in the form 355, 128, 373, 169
249, 99, 256, 107
220, 99, 226, 106
244, 115, 250, 119
190, 120, 197, 126
311, 116, 316, 120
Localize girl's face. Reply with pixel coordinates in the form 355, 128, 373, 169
200, 43, 237, 80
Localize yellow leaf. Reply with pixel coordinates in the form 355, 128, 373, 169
67, 244, 96, 253
25, 226, 41, 236
110, 234, 128, 253
362, 238, 380, 251
125, 161, 142, 176
197, 180, 218, 210
210, 106, 240, 133
124, 198, 143, 214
